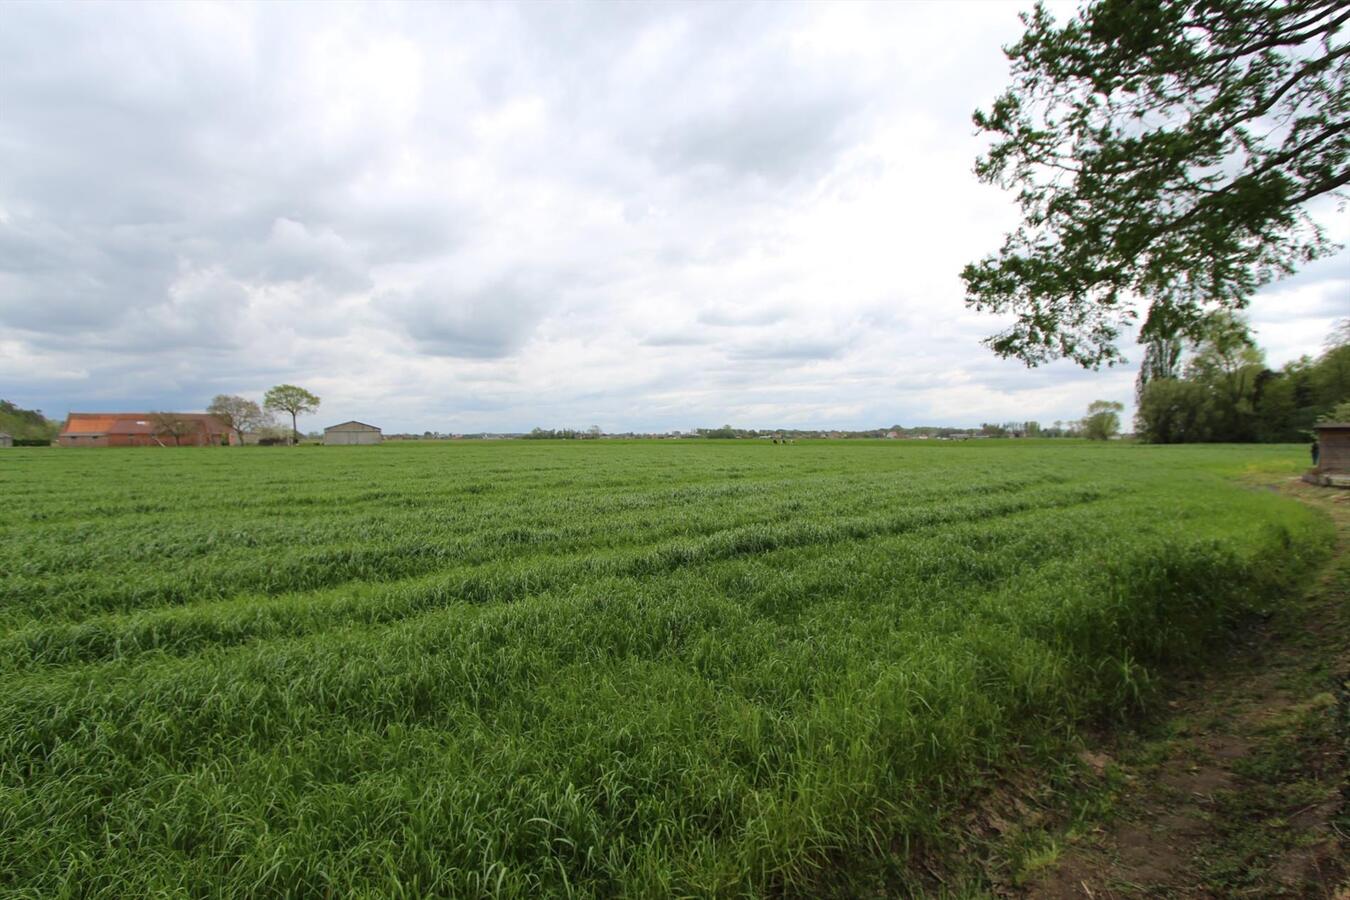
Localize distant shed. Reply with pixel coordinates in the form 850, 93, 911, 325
1307, 422, 1350, 487
324, 421, 383, 446
0, 432, 12, 448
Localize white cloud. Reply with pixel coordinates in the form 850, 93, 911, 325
0, 1, 1342, 432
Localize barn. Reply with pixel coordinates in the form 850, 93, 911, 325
1307, 422, 1350, 487
59, 413, 235, 448
323, 421, 383, 445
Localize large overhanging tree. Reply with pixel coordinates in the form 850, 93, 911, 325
963, 0, 1349, 369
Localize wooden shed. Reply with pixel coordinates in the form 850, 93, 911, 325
1307, 422, 1350, 487
0, 432, 12, 448
323, 421, 383, 445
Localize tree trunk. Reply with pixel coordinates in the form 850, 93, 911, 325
291, 410, 298, 445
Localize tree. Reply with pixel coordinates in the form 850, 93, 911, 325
263, 385, 320, 445
1136, 378, 1215, 442
1135, 331, 1184, 403
207, 394, 269, 445
1135, 321, 1348, 442
1081, 399, 1124, 440
1184, 312, 1265, 439
1313, 317, 1350, 407
0, 400, 59, 441
1254, 368, 1299, 441
964, 0, 1349, 369
151, 412, 199, 447
1320, 398, 1350, 422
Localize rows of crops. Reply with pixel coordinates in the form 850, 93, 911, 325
0, 440, 1330, 896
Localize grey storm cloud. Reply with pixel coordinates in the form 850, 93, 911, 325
239, 219, 374, 294
0, 215, 181, 333
653, 84, 865, 184
640, 331, 708, 348
727, 336, 853, 362
0, 1, 1342, 433
383, 277, 548, 359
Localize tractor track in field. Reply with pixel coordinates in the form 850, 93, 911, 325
0, 483, 1105, 674
1012, 478, 1349, 898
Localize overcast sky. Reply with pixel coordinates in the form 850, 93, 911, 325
1, 2, 1344, 433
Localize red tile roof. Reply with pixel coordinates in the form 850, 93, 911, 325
61, 413, 230, 436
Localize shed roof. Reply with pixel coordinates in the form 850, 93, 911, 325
1315, 422, 1350, 431
324, 420, 382, 432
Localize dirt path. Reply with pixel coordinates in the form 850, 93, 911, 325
1020, 480, 1348, 898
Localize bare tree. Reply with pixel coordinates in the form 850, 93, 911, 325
151, 413, 199, 447
207, 394, 269, 445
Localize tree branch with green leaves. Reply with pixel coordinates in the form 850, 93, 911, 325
964, 0, 1349, 369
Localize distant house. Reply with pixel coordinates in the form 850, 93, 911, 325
323, 421, 383, 445
0, 432, 12, 448
59, 413, 235, 448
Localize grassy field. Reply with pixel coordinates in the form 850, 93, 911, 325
0, 440, 1332, 896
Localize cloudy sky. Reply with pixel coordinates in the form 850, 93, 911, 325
1, 2, 1344, 434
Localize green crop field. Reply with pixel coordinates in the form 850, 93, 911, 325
0, 440, 1331, 897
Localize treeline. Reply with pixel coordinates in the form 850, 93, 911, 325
0, 401, 59, 443
523, 427, 602, 440
1136, 316, 1349, 443
977, 421, 1089, 438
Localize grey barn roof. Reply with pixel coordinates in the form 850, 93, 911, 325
324, 421, 382, 431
